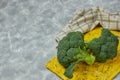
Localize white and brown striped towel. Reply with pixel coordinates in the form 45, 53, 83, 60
56, 7, 120, 42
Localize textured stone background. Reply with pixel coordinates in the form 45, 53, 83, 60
0, 0, 120, 80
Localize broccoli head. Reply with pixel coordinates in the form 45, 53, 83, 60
86, 28, 119, 62
57, 32, 95, 78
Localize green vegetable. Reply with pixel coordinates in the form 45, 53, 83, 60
57, 32, 95, 78
86, 29, 119, 62
64, 59, 81, 78
57, 32, 85, 68
57, 28, 119, 78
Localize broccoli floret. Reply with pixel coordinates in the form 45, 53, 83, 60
86, 28, 119, 62
57, 32, 85, 68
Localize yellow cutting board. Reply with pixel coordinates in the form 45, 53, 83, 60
46, 27, 120, 80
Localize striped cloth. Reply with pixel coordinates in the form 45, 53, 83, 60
56, 7, 120, 42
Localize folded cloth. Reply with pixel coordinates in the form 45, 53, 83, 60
56, 7, 120, 42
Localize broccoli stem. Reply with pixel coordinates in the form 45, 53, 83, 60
84, 54, 95, 65
64, 48, 95, 78
64, 59, 81, 78
75, 48, 95, 65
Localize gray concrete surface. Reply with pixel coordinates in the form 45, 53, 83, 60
0, 0, 120, 80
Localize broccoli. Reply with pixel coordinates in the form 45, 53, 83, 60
57, 28, 119, 78
57, 32, 95, 78
86, 28, 119, 62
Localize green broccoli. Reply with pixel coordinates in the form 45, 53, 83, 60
57, 28, 119, 79
57, 32, 95, 78
86, 28, 119, 62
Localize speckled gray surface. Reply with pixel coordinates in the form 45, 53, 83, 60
0, 0, 120, 80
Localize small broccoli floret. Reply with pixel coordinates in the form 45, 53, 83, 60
86, 28, 119, 62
